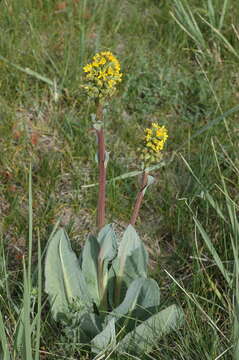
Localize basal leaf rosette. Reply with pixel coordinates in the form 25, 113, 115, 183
83, 51, 122, 100
140, 123, 168, 165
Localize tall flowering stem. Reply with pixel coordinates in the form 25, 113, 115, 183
95, 103, 106, 230
130, 123, 168, 226
83, 51, 122, 230
130, 171, 148, 226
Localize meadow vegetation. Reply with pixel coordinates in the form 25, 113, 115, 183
0, 0, 239, 359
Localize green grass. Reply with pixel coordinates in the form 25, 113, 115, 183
0, 0, 239, 358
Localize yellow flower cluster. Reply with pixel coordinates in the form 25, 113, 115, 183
83, 51, 122, 100
140, 123, 168, 164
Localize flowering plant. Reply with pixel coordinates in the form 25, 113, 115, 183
83, 51, 122, 100
44, 52, 183, 357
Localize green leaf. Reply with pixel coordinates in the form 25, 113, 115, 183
91, 318, 116, 355
108, 278, 146, 322
117, 225, 148, 277
81, 225, 117, 308
78, 313, 103, 342
97, 224, 117, 308
97, 224, 117, 261
109, 278, 160, 320
130, 278, 160, 323
81, 161, 168, 189
108, 278, 161, 334
113, 225, 148, 305
82, 235, 100, 306
117, 304, 184, 355
135, 278, 160, 309
45, 228, 90, 320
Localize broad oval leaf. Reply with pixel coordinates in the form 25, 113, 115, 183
108, 278, 146, 322
79, 312, 103, 342
97, 224, 117, 308
108, 278, 161, 333
134, 278, 160, 312
117, 304, 184, 355
127, 278, 161, 333
81, 225, 118, 309
91, 318, 116, 355
97, 224, 117, 263
82, 235, 100, 306
45, 228, 90, 320
112, 225, 148, 305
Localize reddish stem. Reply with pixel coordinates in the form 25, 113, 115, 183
95, 103, 106, 230
130, 171, 148, 226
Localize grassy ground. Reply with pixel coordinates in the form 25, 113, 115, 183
0, 0, 239, 358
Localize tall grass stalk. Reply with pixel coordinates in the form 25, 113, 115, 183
0, 309, 11, 359
177, 139, 239, 358
0, 168, 42, 359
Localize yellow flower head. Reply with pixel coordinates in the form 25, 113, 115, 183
140, 123, 168, 164
83, 51, 122, 100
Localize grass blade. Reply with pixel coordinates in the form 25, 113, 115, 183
0, 54, 55, 86
219, 0, 229, 31
0, 309, 11, 360
193, 216, 232, 288
34, 234, 42, 360
23, 259, 33, 360
199, 14, 239, 60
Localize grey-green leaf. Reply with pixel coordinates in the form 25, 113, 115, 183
45, 228, 90, 320
97, 224, 117, 307
91, 318, 116, 355
108, 278, 146, 322
136, 278, 160, 309
117, 304, 184, 355
130, 278, 161, 326
108, 278, 161, 333
78, 313, 103, 341
82, 235, 100, 306
113, 225, 148, 304
97, 224, 117, 262
117, 225, 148, 277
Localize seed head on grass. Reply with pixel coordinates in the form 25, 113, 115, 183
83, 51, 122, 100
140, 123, 168, 165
